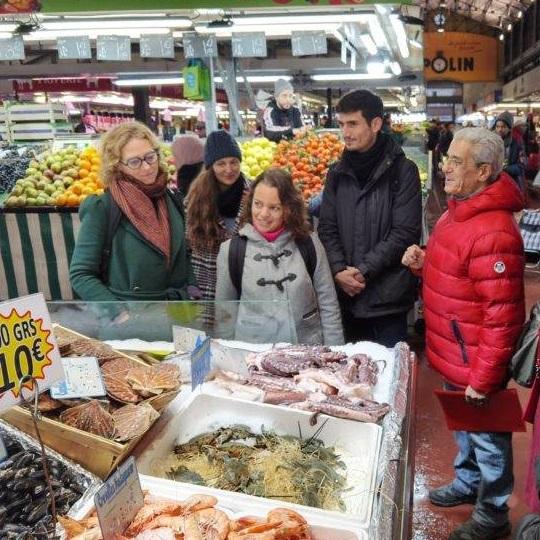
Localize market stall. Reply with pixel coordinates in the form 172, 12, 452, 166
0, 299, 417, 539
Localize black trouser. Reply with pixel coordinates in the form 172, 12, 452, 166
342, 311, 408, 347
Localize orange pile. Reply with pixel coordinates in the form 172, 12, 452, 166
271, 133, 343, 200
56, 147, 104, 207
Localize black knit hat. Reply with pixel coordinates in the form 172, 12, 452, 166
204, 130, 242, 168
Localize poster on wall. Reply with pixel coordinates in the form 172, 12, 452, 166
424, 32, 498, 83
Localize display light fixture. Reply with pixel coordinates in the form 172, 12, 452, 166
360, 34, 378, 55
312, 73, 393, 81
114, 74, 292, 87
499, 33, 504, 40
366, 61, 386, 75
41, 18, 191, 30
507, 23, 512, 30
390, 15, 410, 59
390, 61, 402, 75
367, 17, 388, 49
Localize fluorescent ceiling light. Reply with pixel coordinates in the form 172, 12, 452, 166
390, 15, 409, 59
390, 61, 402, 75
52, 13, 168, 19
232, 14, 370, 25
312, 73, 393, 81
41, 18, 191, 30
360, 34, 378, 55
0, 24, 18, 32
23, 29, 171, 41
194, 23, 337, 36
375, 5, 387, 15
367, 61, 386, 75
409, 39, 422, 49
507, 23, 512, 30
368, 17, 387, 49
114, 74, 291, 87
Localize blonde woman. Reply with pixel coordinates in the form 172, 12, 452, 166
70, 121, 198, 302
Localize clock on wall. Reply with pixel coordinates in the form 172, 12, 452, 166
431, 51, 448, 73
434, 12, 446, 26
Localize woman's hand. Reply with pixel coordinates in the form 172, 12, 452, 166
402, 245, 425, 271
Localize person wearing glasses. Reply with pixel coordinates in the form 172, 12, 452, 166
402, 127, 525, 540
70, 121, 198, 303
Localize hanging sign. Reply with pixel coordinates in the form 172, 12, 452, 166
232, 32, 267, 58
183, 33, 217, 58
424, 32, 498, 83
139, 34, 175, 59
0, 293, 63, 413
291, 31, 327, 57
0, 36, 25, 61
96, 35, 132, 62
57, 36, 92, 60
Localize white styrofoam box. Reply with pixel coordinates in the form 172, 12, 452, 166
136, 393, 382, 531
70, 475, 367, 540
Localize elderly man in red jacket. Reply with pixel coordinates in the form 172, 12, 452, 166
403, 127, 525, 540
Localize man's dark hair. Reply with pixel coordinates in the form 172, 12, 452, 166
335, 89, 384, 124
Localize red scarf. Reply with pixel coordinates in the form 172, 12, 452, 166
109, 170, 171, 265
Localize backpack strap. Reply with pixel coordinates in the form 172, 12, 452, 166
228, 235, 248, 299
295, 235, 317, 281
100, 196, 122, 283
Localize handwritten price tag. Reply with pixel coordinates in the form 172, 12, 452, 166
0, 294, 63, 412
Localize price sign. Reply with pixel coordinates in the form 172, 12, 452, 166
183, 32, 217, 58
57, 36, 92, 60
0, 294, 63, 413
291, 31, 327, 57
95, 457, 144, 540
50, 357, 106, 400
0, 36, 25, 61
231, 32, 267, 58
96, 35, 131, 61
190, 336, 211, 390
139, 34, 175, 59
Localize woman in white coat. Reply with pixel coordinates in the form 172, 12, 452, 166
216, 168, 344, 345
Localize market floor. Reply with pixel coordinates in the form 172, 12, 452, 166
411, 268, 540, 540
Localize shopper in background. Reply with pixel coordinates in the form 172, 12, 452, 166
70, 121, 198, 303
318, 89, 422, 346
263, 79, 305, 142
437, 122, 454, 157
171, 134, 204, 197
194, 121, 206, 139
494, 111, 526, 191
402, 127, 525, 540
426, 118, 441, 152
74, 114, 97, 134
186, 130, 250, 313
216, 168, 343, 345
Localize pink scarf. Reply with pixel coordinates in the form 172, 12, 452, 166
254, 224, 285, 242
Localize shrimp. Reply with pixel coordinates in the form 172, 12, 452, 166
125, 502, 185, 536
229, 517, 268, 533
183, 508, 229, 540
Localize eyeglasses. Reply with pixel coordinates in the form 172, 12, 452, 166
440, 156, 488, 169
120, 150, 159, 170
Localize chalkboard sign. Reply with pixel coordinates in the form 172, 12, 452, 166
140, 34, 175, 59
291, 31, 327, 57
0, 36, 25, 61
57, 36, 92, 60
96, 35, 131, 61
231, 32, 267, 58
183, 32, 217, 58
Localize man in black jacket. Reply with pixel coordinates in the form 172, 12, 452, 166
318, 90, 422, 346
263, 79, 305, 142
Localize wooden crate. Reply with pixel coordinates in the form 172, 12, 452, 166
1, 326, 179, 478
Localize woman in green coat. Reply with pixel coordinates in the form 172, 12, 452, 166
69, 122, 199, 306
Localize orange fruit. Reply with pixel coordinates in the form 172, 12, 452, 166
71, 182, 83, 195
55, 194, 67, 206
78, 168, 90, 179
79, 159, 91, 170
66, 194, 79, 207
91, 156, 100, 165
90, 164, 100, 173
82, 186, 94, 195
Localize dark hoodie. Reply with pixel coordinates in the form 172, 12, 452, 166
262, 99, 303, 142
318, 133, 422, 318
495, 112, 525, 189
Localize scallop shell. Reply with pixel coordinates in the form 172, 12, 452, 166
101, 357, 142, 403
67, 339, 121, 365
37, 393, 63, 412
59, 400, 115, 439
126, 364, 181, 398
112, 403, 160, 442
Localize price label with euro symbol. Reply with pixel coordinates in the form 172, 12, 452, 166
0, 294, 63, 412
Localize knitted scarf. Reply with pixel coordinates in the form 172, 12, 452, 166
109, 170, 171, 265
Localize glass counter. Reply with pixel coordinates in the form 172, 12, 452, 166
47, 299, 297, 345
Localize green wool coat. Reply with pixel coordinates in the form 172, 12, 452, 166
70, 192, 196, 302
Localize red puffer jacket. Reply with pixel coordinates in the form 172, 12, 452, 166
423, 173, 525, 394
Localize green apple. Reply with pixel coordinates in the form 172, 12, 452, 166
26, 197, 37, 206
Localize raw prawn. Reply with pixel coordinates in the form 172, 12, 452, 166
183, 508, 229, 540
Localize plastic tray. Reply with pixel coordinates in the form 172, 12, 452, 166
136, 393, 382, 532
70, 474, 368, 540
